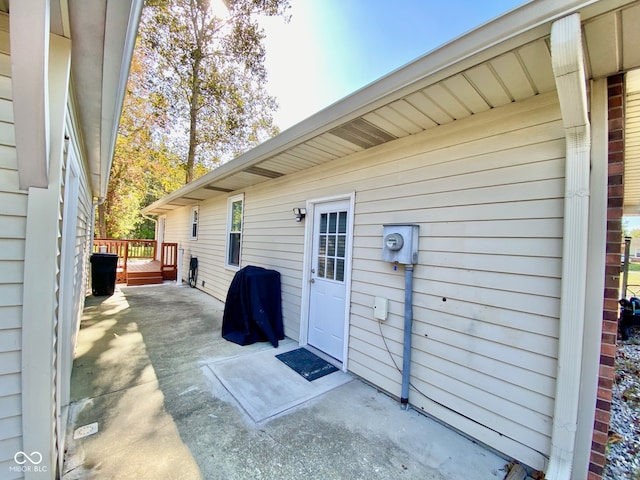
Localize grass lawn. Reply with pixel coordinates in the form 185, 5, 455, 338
623, 262, 640, 297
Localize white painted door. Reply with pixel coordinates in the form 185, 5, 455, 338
308, 200, 350, 361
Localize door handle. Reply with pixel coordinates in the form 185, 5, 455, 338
310, 278, 315, 284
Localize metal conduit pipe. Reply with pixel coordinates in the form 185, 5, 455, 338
401, 264, 414, 408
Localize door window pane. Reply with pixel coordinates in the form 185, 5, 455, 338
326, 258, 335, 280
328, 236, 336, 256
320, 213, 327, 234
337, 235, 345, 257
336, 259, 345, 281
329, 212, 337, 233
338, 211, 347, 233
319, 235, 327, 256
315, 209, 348, 283
318, 257, 326, 278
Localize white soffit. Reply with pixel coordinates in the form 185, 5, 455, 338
68, 0, 105, 197
68, 0, 142, 200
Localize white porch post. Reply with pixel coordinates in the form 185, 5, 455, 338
547, 13, 591, 479
20, 32, 71, 479
571, 77, 608, 480
177, 247, 184, 286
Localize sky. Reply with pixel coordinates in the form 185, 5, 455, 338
257, 0, 527, 131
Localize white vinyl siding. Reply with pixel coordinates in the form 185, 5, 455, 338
349, 94, 562, 469
76, 153, 93, 297
55, 129, 94, 470
0, 14, 85, 474
164, 208, 191, 282
162, 92, 562, 468
0, 13, 25, 472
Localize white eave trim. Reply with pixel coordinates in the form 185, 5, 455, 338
546, 13, 592, 479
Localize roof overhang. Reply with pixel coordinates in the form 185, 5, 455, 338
4, 0, 142, 198
143, 0, 640, 216
68, 0, 143, 200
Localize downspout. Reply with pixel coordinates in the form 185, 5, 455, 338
88, 198, 105, 292
622, 236, 632, 298
142, 213, 157, 230
141, 213, 158, 259
546, 13, 591, 480
90, 197, 105, 245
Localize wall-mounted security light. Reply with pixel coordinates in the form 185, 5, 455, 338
293, 207, 306, 222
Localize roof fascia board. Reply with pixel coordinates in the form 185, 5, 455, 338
143, 0, 632, 214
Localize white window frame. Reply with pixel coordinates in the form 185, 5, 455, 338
190, 206, 199, 240
226, 194, 244, 269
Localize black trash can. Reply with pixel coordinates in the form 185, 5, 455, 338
90, 253, 118, 296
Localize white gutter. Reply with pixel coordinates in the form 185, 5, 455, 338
546, 13, 591, 479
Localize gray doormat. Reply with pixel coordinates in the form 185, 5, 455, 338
276, 348, 338, 381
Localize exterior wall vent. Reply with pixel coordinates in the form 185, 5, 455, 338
329, 118, 397, 149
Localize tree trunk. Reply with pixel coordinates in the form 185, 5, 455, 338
97, 203, 107, 238
185, 56, 201, 184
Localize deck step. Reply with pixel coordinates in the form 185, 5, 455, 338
126, 270, 163, 286
127, 277, 163, 286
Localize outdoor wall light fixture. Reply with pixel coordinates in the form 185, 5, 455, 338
293, 207, 306, 222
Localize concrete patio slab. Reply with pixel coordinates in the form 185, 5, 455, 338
63, 283, 509, 480
208, 343, 353, 423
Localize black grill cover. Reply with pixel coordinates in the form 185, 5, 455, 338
222, 266, 284, 347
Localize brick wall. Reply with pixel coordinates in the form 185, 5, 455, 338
588, 73, 625, 480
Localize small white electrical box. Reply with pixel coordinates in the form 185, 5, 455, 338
382, 224, 419, 264
373, 296, 388, 321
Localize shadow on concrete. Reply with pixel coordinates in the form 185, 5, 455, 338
63, 284, 508, 480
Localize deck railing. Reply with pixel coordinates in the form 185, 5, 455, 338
160, 242, 178, 280
93, 239, 157, 258
92, 239, 177, 283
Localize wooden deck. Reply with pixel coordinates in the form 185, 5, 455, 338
95, 240, 178, 286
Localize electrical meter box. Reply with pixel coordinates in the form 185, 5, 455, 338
382, 224, 419, 264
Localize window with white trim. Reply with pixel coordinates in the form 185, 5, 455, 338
190, 206, 199, 240
226, 194, 243, 268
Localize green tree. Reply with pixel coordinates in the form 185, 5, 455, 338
98, 46, 185, 238
140, 0, 289, 183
